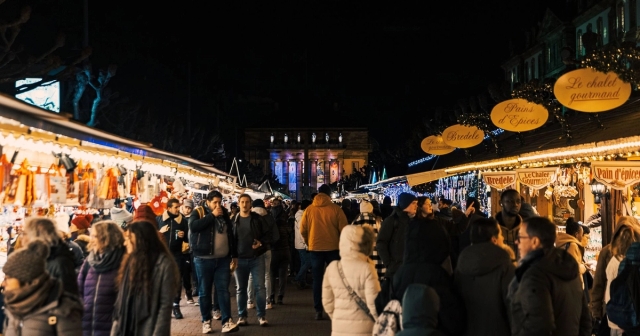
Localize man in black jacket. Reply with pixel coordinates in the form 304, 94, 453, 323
189, 191, 239, 334
507, 217, 591, 336
157, 198, 189, 320
233, 194, 274, 327
376, 193, 417, 280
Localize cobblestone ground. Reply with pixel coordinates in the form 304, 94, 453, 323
171, 276, 332, 335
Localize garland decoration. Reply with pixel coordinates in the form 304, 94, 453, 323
580, 44, 640, 87
456, 111, 503, 156
511, 80, 572, 143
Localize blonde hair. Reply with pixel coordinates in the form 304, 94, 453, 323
22, 217, 60, 247
88, 220, 125, 254
358, 225, 375, 256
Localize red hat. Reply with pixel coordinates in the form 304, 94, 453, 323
133, 204, 158, 224
71, 214, 92, 230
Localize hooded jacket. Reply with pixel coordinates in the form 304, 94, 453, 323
300, 193, 348, 251
252, 206, 280, 250
454, 242, 515, 336
556, 231, 587, 287
188, 204, 237, 259
322, 225, 380, 336
156, 211, 188, 256
396, 284, 446, 336
375, 207, 412, 276
495, 212, 522, 260
507, 247, 592, 336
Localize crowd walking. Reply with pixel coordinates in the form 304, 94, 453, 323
1, 184, 639, 336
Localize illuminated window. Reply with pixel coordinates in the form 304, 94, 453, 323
577, 30, 584, 56
618, 2, 626, 33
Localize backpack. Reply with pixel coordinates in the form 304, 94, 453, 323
606, 261, 640, 329
372, 299, 403, 336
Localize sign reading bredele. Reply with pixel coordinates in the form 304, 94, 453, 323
442, 124, 484, 148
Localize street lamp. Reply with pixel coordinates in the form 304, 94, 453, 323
590, 178, 606, 204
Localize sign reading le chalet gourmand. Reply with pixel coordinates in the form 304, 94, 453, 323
482, 171, 516, 190
420, 135, 455, 155
592, 161, 640, 190
516, 168, 557, 190
442, 124, 484, 148
490, 98, 548, 132
553, 68, 631, 113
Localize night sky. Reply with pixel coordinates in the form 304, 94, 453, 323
6, 0, 556, 159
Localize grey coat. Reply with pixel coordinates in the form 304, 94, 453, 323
110, 254, 177, 336
3, 283, 83, 336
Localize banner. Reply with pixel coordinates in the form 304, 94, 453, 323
482, 171, 516, 190
330, 161, 339, 184
420, 135, 455, 155
317, 162, 324, 185
553, 68, 631, 112
516, 168, 557, 189
490, 98, 548, 132
592, 161, 640, 190
442, 124, 485, 148
288, 161, 297, 191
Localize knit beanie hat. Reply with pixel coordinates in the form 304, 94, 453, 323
3, 240, 49, 283
133, 204, 158, 224
252, 199, 265, 208
110, 207, 133, 225
360, 200, 373, 214
318, 184, 332, 196
183, 199, 194, 209
397, 193, 417, 210
71, 214, 92, 231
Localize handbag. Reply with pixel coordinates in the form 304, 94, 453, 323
337, 261, 376, 322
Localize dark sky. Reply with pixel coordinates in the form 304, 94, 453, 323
9, 0, 556, 152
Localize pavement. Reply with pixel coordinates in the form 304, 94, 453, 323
170, 276, 332, 335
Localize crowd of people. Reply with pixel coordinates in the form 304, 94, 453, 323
1, 184, 640, 335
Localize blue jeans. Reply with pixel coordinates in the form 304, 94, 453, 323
247, 250, 271, 304
194, 257, 232, 323
296, 249, 312, 284
310, 250, 340, 312
235, 253, 266, 318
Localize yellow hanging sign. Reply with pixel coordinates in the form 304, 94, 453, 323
490, 98, 549, 132
420, 135, 455, 155
553, 68, 631, 112
442, 124, 484, 148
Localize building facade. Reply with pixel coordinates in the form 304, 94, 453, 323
243, 128, 371, 200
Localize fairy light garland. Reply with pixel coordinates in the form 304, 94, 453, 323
580, 45, 640, 88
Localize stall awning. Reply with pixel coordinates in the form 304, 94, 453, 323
405, 169, 450, 187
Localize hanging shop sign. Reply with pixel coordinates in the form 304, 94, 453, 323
420, 135, 455, 155
482, 171, 516, 190
592, 161, 640, 190
516, 167, 557, 190
490, 98, 549, 132
442, 124, 484, 148
553, 68, 632, 113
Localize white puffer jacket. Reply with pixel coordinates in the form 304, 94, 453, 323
322, 225, 381, 336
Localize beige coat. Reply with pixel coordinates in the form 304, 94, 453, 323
322, 225, 381, 336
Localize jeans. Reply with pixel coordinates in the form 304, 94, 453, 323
248, 250, 271, 304
173, 254, 192, 304
270, 249, 291, 299
296, 249, 311, 284
310, 250, 340, 312
190, 253, 199, 294
235, 253, 267, 318
194, 256, 232, 323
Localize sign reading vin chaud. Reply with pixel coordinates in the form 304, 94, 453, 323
442, 124, 484, 148
490, 98, 548, 132
421, 135, 455, 155
592, 161, 640, 190
554, 68, 631, 112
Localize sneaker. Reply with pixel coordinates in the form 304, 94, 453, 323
315, 311, 324, 320
194, 301, 200, 306
247, 302, 255, 309
266, 302, 273, 309
236, 316, 247, 326
212, 309, 222, 320
202, 319, 212, 334
259, 317, 269, 326
221, 320, 239, 333
186, 296, 195, 305
173, 306, 183, 319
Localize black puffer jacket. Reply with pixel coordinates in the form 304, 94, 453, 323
48, 242, 80, 296
455, 242, 515, 336
188, 205, 237, 258
270, 206, 291, 250
507, 247, 591, 336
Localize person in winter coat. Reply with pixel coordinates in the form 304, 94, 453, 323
247, 198, 279, 310
322, 225, 381, 336
457, 197, 488, 254
3, 240, 83, 336
454, 217, 515, 336
376, 193, 417, 280
556, 217, 587, 289
111, 215, 180, 336
507, 216, 591, 336
380, 196, 393, 220
21, 217, 79, 296
352, 200, 385, 280
294, 200, 312, 289
77, 220, 126, 336
156, 198, 190, 319
591, 216, 640, 324
414, 197, 455, 274
300, 184, 349, 320
269, 197, 292, 304
397, 284, 446, 336
376, 216, 465, 336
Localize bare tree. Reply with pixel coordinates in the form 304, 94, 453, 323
72, 64, 117, 126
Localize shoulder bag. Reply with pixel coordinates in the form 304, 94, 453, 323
337, 261, 376, 322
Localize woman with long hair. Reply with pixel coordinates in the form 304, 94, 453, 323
110, 215, 179, 336
78, 220, 126, 336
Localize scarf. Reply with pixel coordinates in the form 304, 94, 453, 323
113, 266, 150, 336
167, 212, 179, 220
4, 274, 59, 318
88, 246, 126, 273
